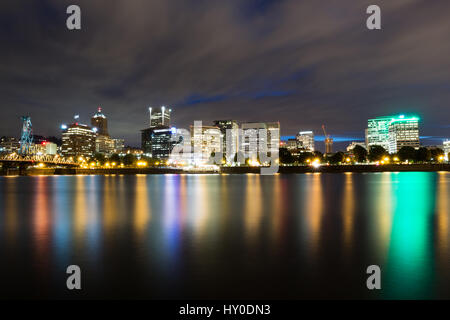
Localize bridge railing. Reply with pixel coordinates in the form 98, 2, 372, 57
0, 153, 77, 165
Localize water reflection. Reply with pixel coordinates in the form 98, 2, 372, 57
0, 172, 449, 299
244, 174, 263, 243
134, 175, 151, 239
4, 177, 18, 244
384, 172, 435, 299
302, 173, 323, 259
436, 172, 449, 255
33, 177, 50, 273
341, 173, 355, 254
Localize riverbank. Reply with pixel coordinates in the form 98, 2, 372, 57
1, 163, 450, 176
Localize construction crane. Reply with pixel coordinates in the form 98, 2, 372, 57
322, 124, 333, 154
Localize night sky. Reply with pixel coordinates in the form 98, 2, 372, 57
1, 0, 449, 149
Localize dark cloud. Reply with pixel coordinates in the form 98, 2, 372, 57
1, 0, 449, 149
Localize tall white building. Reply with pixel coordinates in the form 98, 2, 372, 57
388, 116, 420, 154
366, 115, 420, 154
296, 131, 314, 152
240, 122, 280, 163
190, 124, 222, 165
366, 116, 392, 151
444, 140, 450, 161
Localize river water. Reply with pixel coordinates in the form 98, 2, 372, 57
0, 172, 449, 299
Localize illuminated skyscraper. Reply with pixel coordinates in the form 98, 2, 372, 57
366, 116, 392, 151
141, 126, 180, 159
149, 106, 171, 128
240, 122, 280, 162
366, 115, 420, 153
296, 131, 315, 152
388, 115, 420, 153
444, 140, 450, 161
91, 107, 109, 136
190, 124, 222, 164
213, 120, 239, 162
61, 123, 96, 157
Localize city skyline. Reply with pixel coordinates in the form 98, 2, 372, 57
1, 1, 449, 149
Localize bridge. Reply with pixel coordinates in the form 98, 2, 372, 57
0, 153, 78, 167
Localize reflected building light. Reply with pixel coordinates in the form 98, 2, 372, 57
33, 176, 51, 274
436, 172, 449, 257
342, 173, 355, 255
74, 176, 88, 243
190, 176, 209, 241
134, 175, 151, 238
270, 174, 285, 247
304, 173, 323, 258
244, 174, 263, 243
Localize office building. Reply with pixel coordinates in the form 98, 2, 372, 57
191, 124, 222, 164
366, 116, 392, 151
149, 106, 171, 128
387, 115, 420, 153
61, 123, 96, 158
367, 115, 420, 153
95, 135, 115, 155
443, 140, 450, 161
112, 138, 124, 154
0, 137, 20, 154
213, 120, 239, 162
141, 126, 179, 159
296, 131, 315, 152
240, 122, 280, 162
91, 107, 109, 136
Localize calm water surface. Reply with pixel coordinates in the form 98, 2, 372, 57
0, 172, 449, 299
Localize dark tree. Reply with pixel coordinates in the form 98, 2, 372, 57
109, 153, 121, 164
368, 145, 388, 162
297, 152, 314, 164
352, 145, 368, 163
430, 148, 444, 161
313, 151, 323, 159
398, 146, 416, 162
93, 152, 106, 165
327, 152, 344, 164
279, 148, 295, 164
123, 153, 137, 166
415, 147, 431, 163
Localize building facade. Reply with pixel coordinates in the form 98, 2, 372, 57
95, 135, 115, 155
296, 131, 315, 152
213, 120, 239, 162
240, 122, 280, 163
366, 116, 392, 151
0, 137, 20, 154
191, 125, 222, 164
91, 107, 109, 136
387, 116, 420, 153
367, 115, 420, 153
443, 140, 450, 161
61, 123, 96, 158
149, 106, 171, 128
141, 126, 178, 159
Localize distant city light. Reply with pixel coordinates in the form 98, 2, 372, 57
61, 124, 67, 130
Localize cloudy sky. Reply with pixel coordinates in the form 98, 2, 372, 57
1, 0, 449, 149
